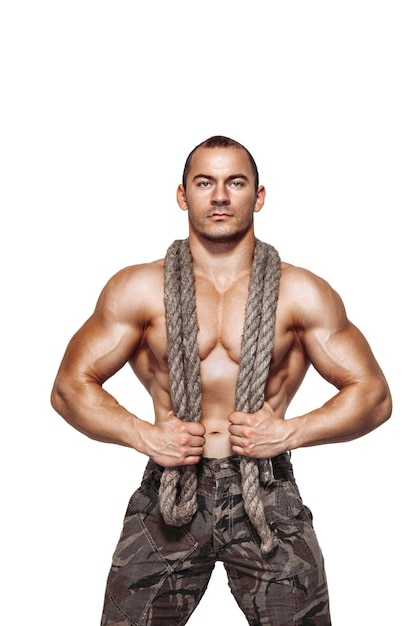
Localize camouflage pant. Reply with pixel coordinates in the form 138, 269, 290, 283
101, 454, 331, 625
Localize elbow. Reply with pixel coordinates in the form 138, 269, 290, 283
50, 374, 74, 419
370, 379, 393, 430
51, 386, 62, 415
50, 379, 65, 416
381, 388, 393, 424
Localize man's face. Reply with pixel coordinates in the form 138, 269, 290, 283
177, 147, 265, 244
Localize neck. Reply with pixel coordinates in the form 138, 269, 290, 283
188, 230, 256, 282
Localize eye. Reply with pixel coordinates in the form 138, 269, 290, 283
197, 181, 211, 188
230, 180, 244, 188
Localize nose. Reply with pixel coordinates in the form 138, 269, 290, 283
211, 183, 230, 205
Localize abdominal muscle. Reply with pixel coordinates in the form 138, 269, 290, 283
201, 415, 234, 458
198, 347, 241, 458
132, 342, 241, 459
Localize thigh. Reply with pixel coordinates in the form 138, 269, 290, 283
225, 557, 330, 626
101, 464, 215, 626
223, 456, 331, 625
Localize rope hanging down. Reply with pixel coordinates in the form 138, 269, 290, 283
159, 238, 281, 554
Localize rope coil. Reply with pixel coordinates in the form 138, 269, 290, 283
159, 238, 281, 553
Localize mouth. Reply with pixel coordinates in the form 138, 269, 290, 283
208, 211, 233, 221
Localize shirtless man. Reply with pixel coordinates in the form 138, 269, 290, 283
51, 136, 392, 626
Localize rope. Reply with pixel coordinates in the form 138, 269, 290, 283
159, 238, 281, 554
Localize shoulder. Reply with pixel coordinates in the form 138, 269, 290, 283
96, 259, 165, 323
280, 261, 337, 296
279, 262, 347, 329
104, 259, 164, 292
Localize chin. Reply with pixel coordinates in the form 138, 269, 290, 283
203, 233, 246, 245
196, 226, 252, 245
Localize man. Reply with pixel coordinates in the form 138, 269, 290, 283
51, 136, 392, 625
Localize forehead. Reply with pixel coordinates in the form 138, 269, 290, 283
187, 147, 254, 180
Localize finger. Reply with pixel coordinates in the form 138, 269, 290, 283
228, 410, 247, 425
187, 422, 206, 436
189, 435, 206, 448
229, 432, 251, 449
182, 455, 204, 466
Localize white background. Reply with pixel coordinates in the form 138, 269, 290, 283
1, 1, 416, 624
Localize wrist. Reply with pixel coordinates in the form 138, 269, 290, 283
281, 416, 304, 452
128, 416, 153, 454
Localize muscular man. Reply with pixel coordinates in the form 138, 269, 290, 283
51, 136, 392, 625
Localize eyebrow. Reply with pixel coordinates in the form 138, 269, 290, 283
191, 173, 250, 183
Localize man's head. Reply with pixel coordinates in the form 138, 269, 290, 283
177, 136, 265, 244
182, 136, 259, 191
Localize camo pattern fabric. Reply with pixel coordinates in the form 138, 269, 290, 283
100, 453, 331, 625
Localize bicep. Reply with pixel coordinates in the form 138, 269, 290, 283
60, 314, 142, 385
305, 321, 381, 390
57, 277, 145, 385
295, 279, 381, 389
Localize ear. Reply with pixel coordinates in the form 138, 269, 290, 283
254, 185, 266, 213
177, 184, 188, 211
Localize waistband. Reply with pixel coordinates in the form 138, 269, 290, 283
146, 452, 292, 483
196, 453, 292, 480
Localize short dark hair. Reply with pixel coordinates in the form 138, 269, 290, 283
182, 135, 259, 190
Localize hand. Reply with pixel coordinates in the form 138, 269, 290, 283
228, 401, 289, 458
142, 412, 206, 467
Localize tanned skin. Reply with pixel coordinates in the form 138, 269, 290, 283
51, 146, 392, 466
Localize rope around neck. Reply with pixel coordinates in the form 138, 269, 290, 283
159, 238, 281, 554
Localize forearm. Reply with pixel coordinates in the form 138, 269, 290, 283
286, 381, 392, 450
51, 377, 207, 468
50, 378, 150, 452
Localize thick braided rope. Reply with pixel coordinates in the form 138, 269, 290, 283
236, 240, 281, 554
160, 239, 281, 554
159, 240, 202, 525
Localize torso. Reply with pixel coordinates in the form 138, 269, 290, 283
128, 260, 311, 457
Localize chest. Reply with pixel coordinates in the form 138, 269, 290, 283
194, 275, 251, 364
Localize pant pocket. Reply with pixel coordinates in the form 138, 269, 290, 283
263, 478, 324, 580
105, 478, 199, 624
